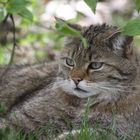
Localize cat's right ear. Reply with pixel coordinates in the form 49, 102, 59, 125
105, 30, 133, 59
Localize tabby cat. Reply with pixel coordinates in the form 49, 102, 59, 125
0, 21, 139, 139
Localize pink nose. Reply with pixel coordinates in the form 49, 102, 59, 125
72, 78, 83, 86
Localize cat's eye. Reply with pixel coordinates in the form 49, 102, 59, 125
88, 62, 103, 70
65, 58, 74, 67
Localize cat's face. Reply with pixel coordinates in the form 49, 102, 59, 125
57, 24, 137, 103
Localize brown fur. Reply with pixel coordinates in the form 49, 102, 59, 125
0, 23, 140, 139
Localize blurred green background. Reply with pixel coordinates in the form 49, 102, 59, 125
0, 0, 140, 65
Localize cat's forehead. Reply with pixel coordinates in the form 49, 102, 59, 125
63, 44, 105, 64
64, 24, 118, 50
82, 24, 117, 45
62, 24, 124, 63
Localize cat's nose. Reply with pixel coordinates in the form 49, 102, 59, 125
72, 78, 83, 86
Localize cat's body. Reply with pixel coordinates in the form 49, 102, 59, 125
0, 23, 140, 139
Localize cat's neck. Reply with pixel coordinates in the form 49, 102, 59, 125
90, 90, 140, 114
60, 86, 140, 115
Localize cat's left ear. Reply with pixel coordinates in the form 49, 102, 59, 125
106, 31, 133, 58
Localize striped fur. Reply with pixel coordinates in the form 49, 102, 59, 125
0, 24, 139, 139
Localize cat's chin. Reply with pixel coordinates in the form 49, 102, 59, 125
62, 87, 99, 99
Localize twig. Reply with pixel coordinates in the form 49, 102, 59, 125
8, 14, 16, 64
0, 14, 16, 82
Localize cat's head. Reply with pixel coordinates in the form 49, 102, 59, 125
57, 21, 137, 103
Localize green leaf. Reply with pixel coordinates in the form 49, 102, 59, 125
8, 0, 29, 6
6, 0, 33, 21
135, 0, 140, 13
55, 19, 87, 48
7, 5, 23, 14
0, 8, 7, 22
55, 20, 81, 36
7, 0, 29, 13
84, 0, 97, 13
122, 19, 140, 36
18, 7, 33, 21
0, 0, 8, 3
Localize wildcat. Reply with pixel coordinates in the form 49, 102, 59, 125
0, 21, 139, 139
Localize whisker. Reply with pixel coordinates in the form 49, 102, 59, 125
99, 86, 133, 93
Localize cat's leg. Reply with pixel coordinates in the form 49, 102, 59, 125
6, 88, 70, 134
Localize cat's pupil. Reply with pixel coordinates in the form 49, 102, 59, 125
88, 62, 103, 70
65, 58, 74, 67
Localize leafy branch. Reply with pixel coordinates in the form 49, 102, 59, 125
84, 0, 140, 36
55, 0, 140, 41
0, 0, 33, 23
84, 0, 97, 13
55, 18, 87, 48
0, 14, 17, 81
9, 14, 16, 65
0, 0, 33, 81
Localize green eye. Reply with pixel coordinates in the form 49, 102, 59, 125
88, 62, 103, 70
65, 58, 74, 67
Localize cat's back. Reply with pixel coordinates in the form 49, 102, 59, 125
0, 62, 59, 111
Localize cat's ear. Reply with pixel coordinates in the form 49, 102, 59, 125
106, 30, 133, 58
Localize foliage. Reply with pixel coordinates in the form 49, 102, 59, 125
135, 0, 140, 13
84, 0, 97, 13
0, 124, 140, 140
0, 103, 139, 140
0, 102, 7, 114
0, 0, 140, 65
55, 0, 140, 49
122, 19, 140, 36
0, 1, 140, 140
121, 0, 140, 36
0, 7, 6, 22
69, 0, 140, 37
0, 127, 38, 140
55, 18, 87, 48
0, 0, 33, 22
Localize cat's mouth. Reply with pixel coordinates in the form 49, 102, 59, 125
74, 87, 88, 93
